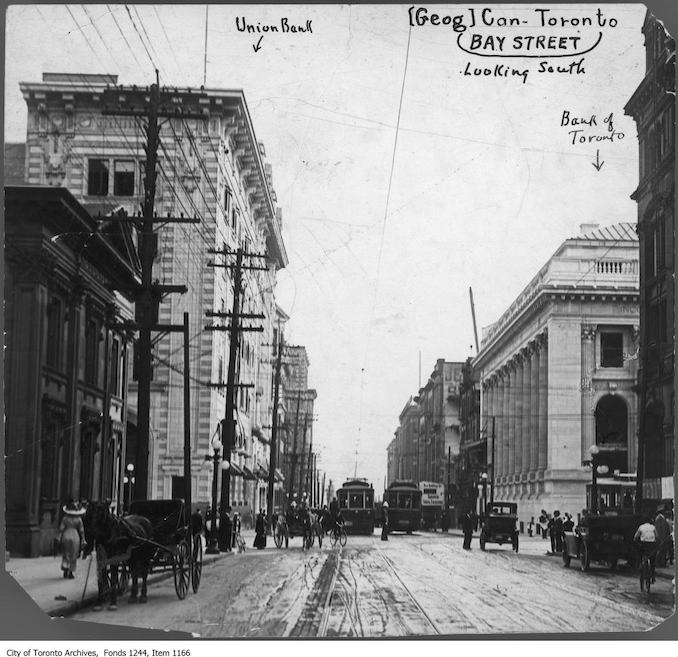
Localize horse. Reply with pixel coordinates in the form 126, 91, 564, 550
83, 501, 155, 610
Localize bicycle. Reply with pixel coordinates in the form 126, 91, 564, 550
330, 523, 347, 547
637, 542, 655, 594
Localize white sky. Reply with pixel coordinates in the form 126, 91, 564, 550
4, 4, 651, 494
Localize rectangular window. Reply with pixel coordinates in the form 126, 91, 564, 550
601, 332, 624, 368
224, 186, 232, 218
46, 297, 63, 370
87, 159, 109, 196
85, 318, 99, 385
113, 160, 135, 196
109, 338, 120, 395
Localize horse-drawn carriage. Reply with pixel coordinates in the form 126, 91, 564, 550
128, 499, 203, 599
84, 498, 203, 608
273, 508, 323, 549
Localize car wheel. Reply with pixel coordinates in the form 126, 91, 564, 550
580, 542, 590, 572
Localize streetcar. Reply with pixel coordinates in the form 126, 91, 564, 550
384, 480, 422, 533
337, 478, 375, 534
419, 481, 444, 531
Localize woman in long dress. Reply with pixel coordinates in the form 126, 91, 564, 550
58, 501, 86, 579
254, 509, 267, 549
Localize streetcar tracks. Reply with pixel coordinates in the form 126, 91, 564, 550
377, 548, 441, 635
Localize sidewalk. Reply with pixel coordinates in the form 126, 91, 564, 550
5, 534, 240, 617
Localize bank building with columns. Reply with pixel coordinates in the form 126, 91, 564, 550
473, 223, 640, 524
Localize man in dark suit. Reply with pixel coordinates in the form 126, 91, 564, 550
462, 510, 475, 550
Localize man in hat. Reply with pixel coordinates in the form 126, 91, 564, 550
381, 502, 389, 541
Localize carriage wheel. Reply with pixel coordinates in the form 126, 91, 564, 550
191, 534, 203, 594
117, 563, 129, 594
173, 541, 190, 600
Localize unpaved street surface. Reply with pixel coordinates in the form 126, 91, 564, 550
67, 532, 674, 637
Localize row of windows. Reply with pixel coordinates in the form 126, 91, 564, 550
643, 213, 671, 279
88, 159, 138, 196
46, 295, 124, 394
639, 105, 674, 180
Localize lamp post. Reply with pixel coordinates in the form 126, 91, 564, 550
480, 472, 488, 519
123, 464, 135, 511
204, 433, 229, 554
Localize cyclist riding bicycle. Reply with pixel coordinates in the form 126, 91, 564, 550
634, 517, 658, 583
332, 509, 345, 540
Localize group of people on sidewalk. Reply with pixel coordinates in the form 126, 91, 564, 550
537, 509, 575, 554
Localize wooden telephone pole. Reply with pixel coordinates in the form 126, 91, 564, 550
206, 247, 267, 547
103, 71, 205, 501
266, 332, 284, 529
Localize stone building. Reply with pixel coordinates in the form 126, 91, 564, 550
456, 357, 483, 516
473, 223, 640, 524
18, 73, 288, 517
387, 361, 464, 493
624, 11, 675, 504
4, 185, 139, 556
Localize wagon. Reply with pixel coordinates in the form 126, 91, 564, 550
273, 509, 320, 549
479, 502, 519, 552
128, 499, 203, 599
562, 512, 640, 572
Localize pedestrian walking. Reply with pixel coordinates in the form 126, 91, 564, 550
539, 510, 549, 539
552, 510, 564, 553
58, 500, 86, 579
219, 506, 233, 552
666, 511, 674, 566
563, 513, 574, 533
231, 511, 241, 550
547, 513, 556, 553
654, 507, 671, 568
254, 509, 267, 549
462, 510, 474, 550
381, 502, 389, 541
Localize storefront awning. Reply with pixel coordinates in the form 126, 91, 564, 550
241, 465, 257, 480
256, 466, 269, 479
274, 468, 284, 483
229, 462, 244, 477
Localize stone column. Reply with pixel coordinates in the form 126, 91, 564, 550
501, 365, 511, 483
514, 354, 524, 479
581, 325, 596, 460
529, 342, 539, 476
496, 373, 505, 483
521, 349, 531, 477
508, 361, 517, 479
537, 331, 548, 476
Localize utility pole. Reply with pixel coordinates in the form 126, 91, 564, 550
205, 246, 267, 549
304, 421, 314, 499
103, 71, 204, 501
266, 331, 283, 529
299, 413, 310, 498
445, 445, 451, 532
288, 390, 302, 503
183, 313, 192, 517
321, 472, 326, 507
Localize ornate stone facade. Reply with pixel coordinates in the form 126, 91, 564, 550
473, 224, 640, 525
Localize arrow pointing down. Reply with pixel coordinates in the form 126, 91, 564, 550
592, 149, 605, 172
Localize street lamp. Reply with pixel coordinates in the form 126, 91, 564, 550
480, 472, 488, 519
123, 463, 135, 511
204, 434, 229, 554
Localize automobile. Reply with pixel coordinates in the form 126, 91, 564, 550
562, 511, 640, 571
480, 502, 519, 552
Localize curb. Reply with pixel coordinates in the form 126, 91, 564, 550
48, 551, 228, 618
